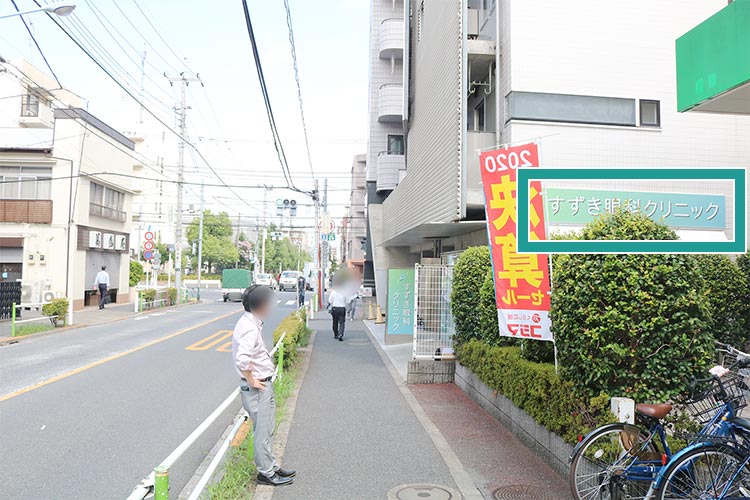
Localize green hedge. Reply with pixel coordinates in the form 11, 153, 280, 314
272, 311, 311, 369
451, 246, 491, 345
129, 260, 144, 287
551, 210, 713, 402
695, 254, 750, 347
456, 340, 612, 443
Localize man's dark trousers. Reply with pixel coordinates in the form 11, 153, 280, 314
331, 306, 346, 339
98, 284, 108, 309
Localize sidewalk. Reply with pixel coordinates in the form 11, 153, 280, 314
273, 317, 467, 500
0, 301, 137, 340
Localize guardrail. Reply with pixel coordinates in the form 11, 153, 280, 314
11, 301, 57, 336
128, 332, 288, 500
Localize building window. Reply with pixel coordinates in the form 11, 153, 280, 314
21, 92, 40, 117
90, 182, 126, 222
0, 167, 52, 199
639, 100, 660, 127
387, 135, 405, 155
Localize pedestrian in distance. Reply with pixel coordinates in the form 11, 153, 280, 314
327, 279, 352, 341
345, 273, 361, 321
297, 275, 305, 307
232, 285, 296, 487
93, 265, 110, 310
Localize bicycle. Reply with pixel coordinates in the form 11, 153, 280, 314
569, 342, 750, 500
649, 371, 750, 498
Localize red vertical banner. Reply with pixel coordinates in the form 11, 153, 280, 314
479, 143, 552, 341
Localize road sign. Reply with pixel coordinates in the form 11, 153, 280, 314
143, 228, 155, 260
143, 250, 154, 260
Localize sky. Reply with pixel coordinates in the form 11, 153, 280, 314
0, 0, 369, 245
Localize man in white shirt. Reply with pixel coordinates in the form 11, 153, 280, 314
93, 266, 110, 310
327, 281, 352, 341
233, 285, 295, 487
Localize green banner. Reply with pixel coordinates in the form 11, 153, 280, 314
386, 268, 415, 335
545, 188, 725, 229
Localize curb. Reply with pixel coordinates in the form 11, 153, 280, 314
362, 322, 484, 500
0, 299, 207, 346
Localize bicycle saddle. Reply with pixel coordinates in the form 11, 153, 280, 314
635, 403, 673, 419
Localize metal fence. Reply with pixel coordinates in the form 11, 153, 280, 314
413, 264, 455, 360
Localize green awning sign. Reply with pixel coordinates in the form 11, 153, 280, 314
545, 188, 725, 229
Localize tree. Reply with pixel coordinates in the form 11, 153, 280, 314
186, 210, 239, 272
129, 260, 144, 287
261, 225, 312, 274
552, 209, 712, 402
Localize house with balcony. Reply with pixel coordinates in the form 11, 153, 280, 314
0, 60, 137, 309
367, 0, 750, 306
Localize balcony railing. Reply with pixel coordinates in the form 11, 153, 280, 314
376, 151, 405, 191
379, 18, 404, 60
378, 83, 403, 122
90, 203, 127, 222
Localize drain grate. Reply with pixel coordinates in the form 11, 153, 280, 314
388, 484, 460, 500
493, 484, 556, 500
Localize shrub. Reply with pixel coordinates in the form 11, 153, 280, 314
451, 246, 491, 344
42, 298, 69, 326
694, 254, 750, 347
141, 289, 157, 304
272, 312, 311, 369
551, 210, 713, 402
167, 287, 178, 305
478, 268, 499, 344
456, 340, 613, 443
129, 260, 144, 287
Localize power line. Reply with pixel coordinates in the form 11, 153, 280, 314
32, 1, 261, 209
240, 0, 300, 193
9, 0, 62, 89
130, 0, 193, 73
283, 0, 316, 181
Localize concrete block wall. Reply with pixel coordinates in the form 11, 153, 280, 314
407, 359, 455, 384
454, 362, 573, 478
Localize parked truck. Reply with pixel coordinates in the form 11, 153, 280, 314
222, 269, 252, 302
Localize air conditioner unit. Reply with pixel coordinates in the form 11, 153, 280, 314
21, 285, 32, 302
42, 290, 57, 303
467, 8, 479, 38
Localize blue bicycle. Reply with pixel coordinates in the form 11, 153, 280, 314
569, 343, 750, 500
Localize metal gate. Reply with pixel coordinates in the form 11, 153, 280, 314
413, 264, 455, 360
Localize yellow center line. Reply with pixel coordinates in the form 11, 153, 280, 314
0, 309, 243, 403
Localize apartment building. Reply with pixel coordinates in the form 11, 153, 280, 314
342, 154, 367, 276
0, 60, 137, 309
367, 0, 750, 304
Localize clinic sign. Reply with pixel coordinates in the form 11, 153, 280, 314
546, 188, 725, 229
386, 268, 415, 335
479, 143, 552, 342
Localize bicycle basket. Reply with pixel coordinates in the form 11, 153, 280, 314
716, 347, 750, 371
682, 373, 749, 425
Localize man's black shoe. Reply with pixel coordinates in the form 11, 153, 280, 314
257, 473, 293, 486
275, 467, 296, 477
338, 336, 344, 342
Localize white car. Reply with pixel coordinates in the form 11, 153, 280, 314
254, 273, 278, 290
278, 271, 302, 292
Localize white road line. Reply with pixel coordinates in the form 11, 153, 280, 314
152, 313, 164, 317
285, 300, 296, 306
134, 316, 149, 321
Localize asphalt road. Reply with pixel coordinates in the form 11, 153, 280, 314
0, 289, 303, 500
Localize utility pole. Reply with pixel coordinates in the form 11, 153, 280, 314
166, 72, 202, 304
314, 179, 322, 308
197, 180, 204, 302
261, 226, 267, 274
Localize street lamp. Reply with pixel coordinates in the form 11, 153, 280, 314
0, 2, 76, 20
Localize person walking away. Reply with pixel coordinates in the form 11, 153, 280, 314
328, 283, 349, 341
345, 274, 360, 321
93, 266, 110, 310
296, 275, 305, 307
232, 285, 296, 486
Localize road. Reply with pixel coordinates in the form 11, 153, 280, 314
0, 289, 303, 500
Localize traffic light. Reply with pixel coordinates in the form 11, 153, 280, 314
290, 199, 297, 217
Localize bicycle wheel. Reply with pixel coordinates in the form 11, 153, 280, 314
570, 423, 658, 500
654, 444, 749, 499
